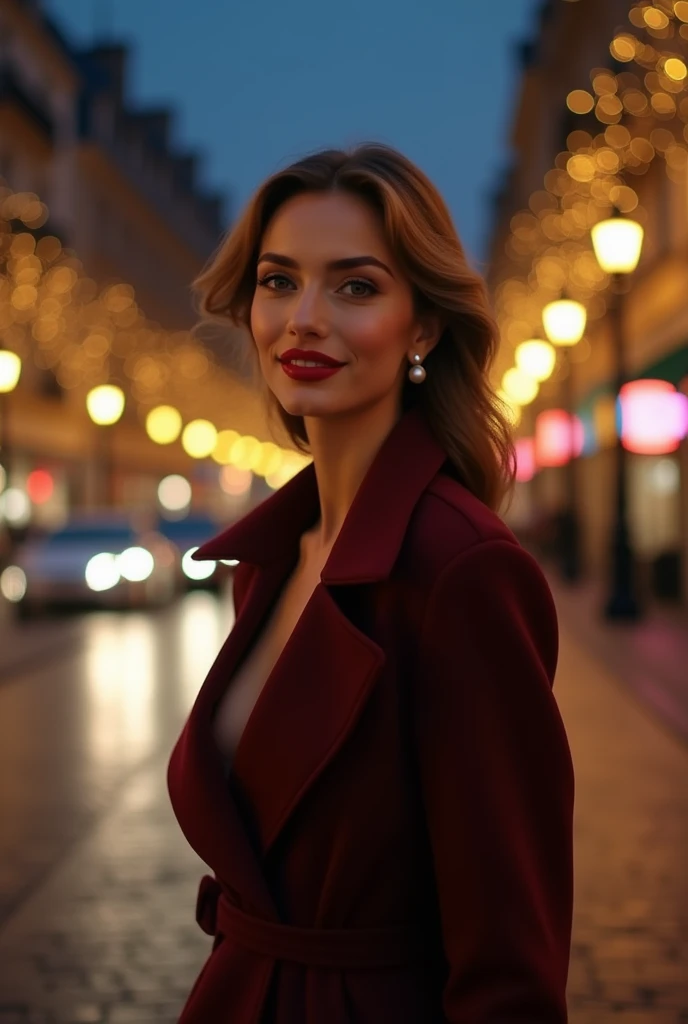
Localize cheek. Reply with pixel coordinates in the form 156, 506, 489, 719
249, 298, 279, 355
345, 301, 416, 361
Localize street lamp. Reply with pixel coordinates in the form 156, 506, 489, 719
0, 350, 22, 484
591, 209, 645, 620
542, 298, 587, 582
86, 384, 125, 506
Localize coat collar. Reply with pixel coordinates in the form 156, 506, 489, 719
192, 406, 448, 585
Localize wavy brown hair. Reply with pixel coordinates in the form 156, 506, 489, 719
194, 143, 515, 511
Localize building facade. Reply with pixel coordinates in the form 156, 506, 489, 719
489, 0, 688, 609
0, 0, 279, 533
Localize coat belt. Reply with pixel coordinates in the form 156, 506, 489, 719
195, 874, 432, 969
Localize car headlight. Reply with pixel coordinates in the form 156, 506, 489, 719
1, 565, 27, 602
85, 552, 120, 591
182, 547, 216, 580
118, 546, 154, 582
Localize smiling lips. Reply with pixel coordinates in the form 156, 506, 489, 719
278, 348, 346, 382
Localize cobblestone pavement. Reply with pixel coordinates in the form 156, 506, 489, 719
0, 589, 686, 1022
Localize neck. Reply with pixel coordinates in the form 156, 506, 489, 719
303, 400, 403, 551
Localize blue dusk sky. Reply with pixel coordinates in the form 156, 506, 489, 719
43, 0, 542, 266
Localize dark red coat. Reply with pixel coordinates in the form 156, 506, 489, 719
167, 407, 574, 1023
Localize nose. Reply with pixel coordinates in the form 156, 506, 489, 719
285, 285, 328, 339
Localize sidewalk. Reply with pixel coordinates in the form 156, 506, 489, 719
0, 586, 686, 1022
544, 565, 688, 745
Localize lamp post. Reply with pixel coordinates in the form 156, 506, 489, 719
0, 350, 22, 485
590, 209, 645, 620
542, 298, 587, 582
86, 384, 125, 507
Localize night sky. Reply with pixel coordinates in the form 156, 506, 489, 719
43, 0, 542, 265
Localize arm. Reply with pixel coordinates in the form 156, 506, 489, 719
414, 539, 574, 1023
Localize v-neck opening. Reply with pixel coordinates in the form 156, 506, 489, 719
211, 553, 320, 790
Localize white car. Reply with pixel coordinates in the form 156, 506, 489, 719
5, 513, 178, 618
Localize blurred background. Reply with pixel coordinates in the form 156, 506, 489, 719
0, 0, 687, 1022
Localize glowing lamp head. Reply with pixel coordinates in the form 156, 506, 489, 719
591, 214, 644, 274
515, 339, 557, 382
502, 367, 539, 406
0, 350, 22, 393
542, 299, 587, 347
86, 385, 125, 426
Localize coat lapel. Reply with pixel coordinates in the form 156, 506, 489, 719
185, 408, 449, 867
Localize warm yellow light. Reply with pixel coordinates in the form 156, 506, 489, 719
515, 339, 557, 381
265, 451, 311, 490
146, 405, 182, 445
253, 442, 284, 478
181, 419, 218, 458
644, 6, 669, 29
86, 385, 125, 426
665, 58, 688, 82
212, 429, 240, 465
567, 89, 594, 114
610, 34, 636, 62
567, 154, 596, 183
229, 435, 262, 471
496, 389, 522, 427
502, 368, 539, 406
542, 300, 587, 347
591, 217, 644, 274
676, 1, 688, 23
0, 351, 22, 393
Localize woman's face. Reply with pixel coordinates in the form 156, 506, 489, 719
250, 191, 438, 426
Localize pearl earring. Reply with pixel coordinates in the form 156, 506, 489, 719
408, 353, 426, 384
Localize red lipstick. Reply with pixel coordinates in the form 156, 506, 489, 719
278, 348, 346, 383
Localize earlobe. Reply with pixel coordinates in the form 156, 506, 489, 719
415, 314, 444, 358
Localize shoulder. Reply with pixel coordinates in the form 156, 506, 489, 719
404, 471, 519, 572
406, 473, 558, 677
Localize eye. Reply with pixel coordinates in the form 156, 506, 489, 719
339, 278, 378, 298
257, 273, 294, 291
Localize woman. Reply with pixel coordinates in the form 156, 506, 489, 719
167, 143, 574, 1023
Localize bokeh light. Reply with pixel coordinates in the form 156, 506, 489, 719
182, 419, 217, 459
515, 340, 557, 382
118, 547, 155, 583
158, 474, 192, 511
85, 552, 120, 592
183, 548, 216, 581
0, 488, 31, 526
26, 469, 54, 504
86, 385, 125, 426
146, 405, 182, 445
0, 350, 21, 393
0, 565, 27, 603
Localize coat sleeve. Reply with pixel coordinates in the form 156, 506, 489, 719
413, 538, 574, 1023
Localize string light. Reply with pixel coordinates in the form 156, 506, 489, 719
494, 0, 688, 403
0, 182, 310, 490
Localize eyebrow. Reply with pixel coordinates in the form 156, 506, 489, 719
257, 252, 395, 278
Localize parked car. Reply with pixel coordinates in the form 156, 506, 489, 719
156, 513, 236, 592
6, 512, 178, 618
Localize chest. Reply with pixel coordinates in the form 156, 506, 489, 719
212, 557, 326, 765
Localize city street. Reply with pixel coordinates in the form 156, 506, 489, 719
0, 583, 686, 1024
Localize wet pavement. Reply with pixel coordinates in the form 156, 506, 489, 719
0, 584, 687, 1023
